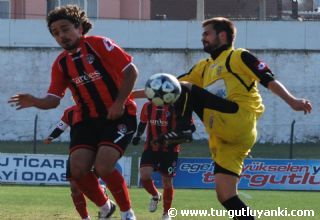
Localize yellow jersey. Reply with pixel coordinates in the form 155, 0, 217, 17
179, 46, 274, 116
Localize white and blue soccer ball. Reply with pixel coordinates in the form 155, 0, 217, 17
144, 73, 181, 106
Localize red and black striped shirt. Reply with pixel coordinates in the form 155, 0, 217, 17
48, 36, 137, 124
140, 101, 179, 152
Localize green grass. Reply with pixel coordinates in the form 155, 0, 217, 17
0, 185, 319, 220
1, 141, 320, 219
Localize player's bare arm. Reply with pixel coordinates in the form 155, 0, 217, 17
8, 94, 60, 110
267, 80, 312, 114
132, 89, 146, 99
107, 63, 139, 120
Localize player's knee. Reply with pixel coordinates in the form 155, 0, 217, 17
140, 175, 151, 181
94, 164, 114, 177
139, 170, 152, 181
162, 180, 173, 188
162, 176, 173, 188
216, 190, 237, 204
71, 168, 88, 180
70, 185, 82, 195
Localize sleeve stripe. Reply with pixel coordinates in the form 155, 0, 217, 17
121, 62, 132, 72
47, 93, 62, 99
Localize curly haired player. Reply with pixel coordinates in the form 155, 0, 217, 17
9, 5, 138, 220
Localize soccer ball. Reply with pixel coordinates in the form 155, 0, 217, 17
144, 73, 181, 106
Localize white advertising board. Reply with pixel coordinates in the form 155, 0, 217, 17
0, 153, 132, 186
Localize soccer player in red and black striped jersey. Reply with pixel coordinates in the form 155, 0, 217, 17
132, 101, 195, 220
8, 5, 137, 220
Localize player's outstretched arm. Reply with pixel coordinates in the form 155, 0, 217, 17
8, 94, 60, 110
131, 89, 146, 99
267, 80, 312, 114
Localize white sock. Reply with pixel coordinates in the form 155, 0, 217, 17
99, 200, 111, 216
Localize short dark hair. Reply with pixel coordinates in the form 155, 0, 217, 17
46, 5, 92, 35
202, 17, 236, 47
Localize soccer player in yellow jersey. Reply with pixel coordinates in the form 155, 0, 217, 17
158, 17, 312, 220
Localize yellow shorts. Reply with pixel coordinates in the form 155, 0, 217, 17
203, 107, 258, 176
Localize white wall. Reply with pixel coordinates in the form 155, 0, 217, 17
0, 20, 319, 143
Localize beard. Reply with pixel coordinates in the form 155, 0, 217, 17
203, 38, 221, 54
203, 44, 217, 54
61, 38, 80, 51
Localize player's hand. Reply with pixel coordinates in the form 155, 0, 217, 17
132, 136, 141, 145
8, 94, 35, 110
43, 137, 53, 144
290, 98, 312, 114
107, 101, 125, 120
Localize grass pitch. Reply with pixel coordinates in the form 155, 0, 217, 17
1, 141, 319, 219
0, 185, 319, 220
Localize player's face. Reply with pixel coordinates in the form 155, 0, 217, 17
201, 24, 223, 54
50, 19, 82, 53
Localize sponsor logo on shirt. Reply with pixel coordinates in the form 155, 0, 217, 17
72, 71, 102, 85
150, 119, 168, 126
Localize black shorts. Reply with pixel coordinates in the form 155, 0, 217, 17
140, 150, 178, 177
69, 113, 137, 156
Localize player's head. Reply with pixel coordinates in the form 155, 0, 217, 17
46, 5, 92, 51
201, 17, 236, 53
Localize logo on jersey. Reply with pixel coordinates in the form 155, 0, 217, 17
150, 119, 168, 126
56, 120, 68, 131
117, 124, 127, 134
210, 64, 223, 76
257, 61, 267, 71
216, 66, 223, 76
72, 71, 102, 85
103, 38, 115, 51
86, 54, 95, 64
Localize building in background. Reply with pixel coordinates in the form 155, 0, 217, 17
0, 0, 319, 20
0, 0, 151, 19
